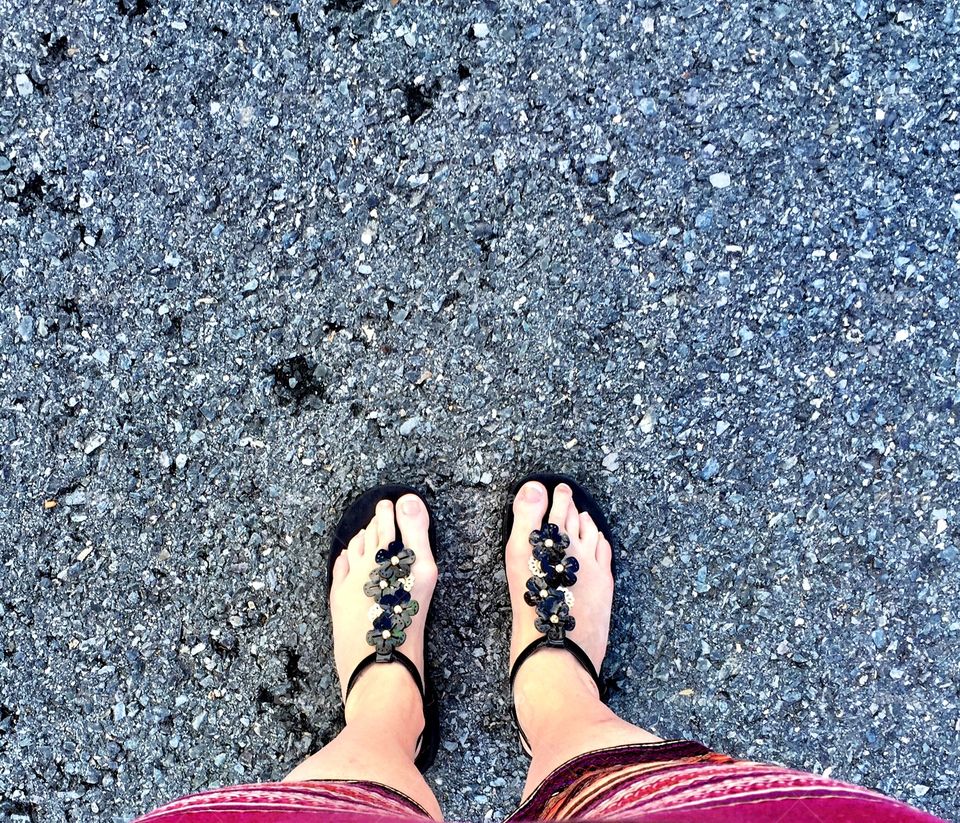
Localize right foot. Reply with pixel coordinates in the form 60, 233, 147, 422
505, 481, 615, 729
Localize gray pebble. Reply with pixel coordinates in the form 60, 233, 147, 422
15, 72, 33, 96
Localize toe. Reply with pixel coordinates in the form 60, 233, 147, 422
579, 511, 599, 552
347, 529, 366, 566
396, 494, 432, 557
548, 483, 572, 531
596, 532, 613, 568
565, 496, 581, 543
508, 481, 548, 559
376, 499, 397, 547
363, 514, 379, 556
331, 551, 349, 585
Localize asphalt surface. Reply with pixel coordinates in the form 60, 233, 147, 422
1, 1, 958, 821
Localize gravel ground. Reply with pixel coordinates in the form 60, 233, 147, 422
2, 1, 959, 821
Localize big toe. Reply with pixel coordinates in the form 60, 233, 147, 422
507, 481, 549, 563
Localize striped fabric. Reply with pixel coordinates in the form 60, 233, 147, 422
135, 779, 432, 822
511, 742, 946, 822
135, 741, 947, 822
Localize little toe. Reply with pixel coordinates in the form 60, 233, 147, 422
332, 551, 349, 585
596, 532, 613, 568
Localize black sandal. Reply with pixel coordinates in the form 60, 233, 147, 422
328, 484, 440, 773
502, 473, 612, 756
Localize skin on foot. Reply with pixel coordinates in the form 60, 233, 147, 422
329, 494, 438, 719
506, 481, 614, 680
506, 480, 661, 788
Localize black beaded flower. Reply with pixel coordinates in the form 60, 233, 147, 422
529, 524, 570, 562
379, 589, 419, 629
534, 595, 576, 644
524, 575, 552, 607
539, 553, 579, 587
363, 540, 419, 661
524, 524, 578, 644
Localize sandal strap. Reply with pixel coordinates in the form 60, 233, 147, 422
345, 649, 425, 703
509, 635, 605, 752
344, 650, 427, 756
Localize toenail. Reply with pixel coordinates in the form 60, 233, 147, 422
402, 497, 420, 514
522, 484, 542, 501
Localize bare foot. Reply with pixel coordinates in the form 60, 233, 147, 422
505, 480, 661, 794
329, 494, 438, 728
506, 481, 614, 690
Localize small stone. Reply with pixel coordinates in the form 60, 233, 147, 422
15, 73, 33, 96
16, 315, 35, 342
709, 172, 731, 189
638, 97, 656, 116
913, 785, 929, 797
471, 22, 490, 38
602, 451, 620, 471
241, 278, 259, 295
904, 57, 921, 72
949, 200, 960, 221
93, 348, 111, 367
701, 457, 720, 480
788, 50, 809, 67
399, 417, 420, 436
175, 453, 188, 470
715, 420, 730, 435
854, 0, 869, 20
695, 208, 714, 230
613, 231, 632, 249
639, 411, 655, 434
84, 433, 107, 455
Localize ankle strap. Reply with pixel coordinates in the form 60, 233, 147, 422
344, 650, 426, 757
345, 650, 425, 702
509, 636, 605, 753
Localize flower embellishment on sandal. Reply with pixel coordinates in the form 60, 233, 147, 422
363, 539, 419, 661
524, 524, 578, 645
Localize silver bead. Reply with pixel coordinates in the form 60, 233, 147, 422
544, 538, 554, 548
549, 614, 559, 624
394, 605, 403, 614
540, 589, 549, 598
381, 629, 391, 639
391, 556, 400, 566
379, 579, 388, 589
554, 563, 564, 573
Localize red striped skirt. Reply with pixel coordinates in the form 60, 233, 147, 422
136, 741, 945, 822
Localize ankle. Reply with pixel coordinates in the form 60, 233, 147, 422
343, 663, 425, 749
513, 649, 605, 745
